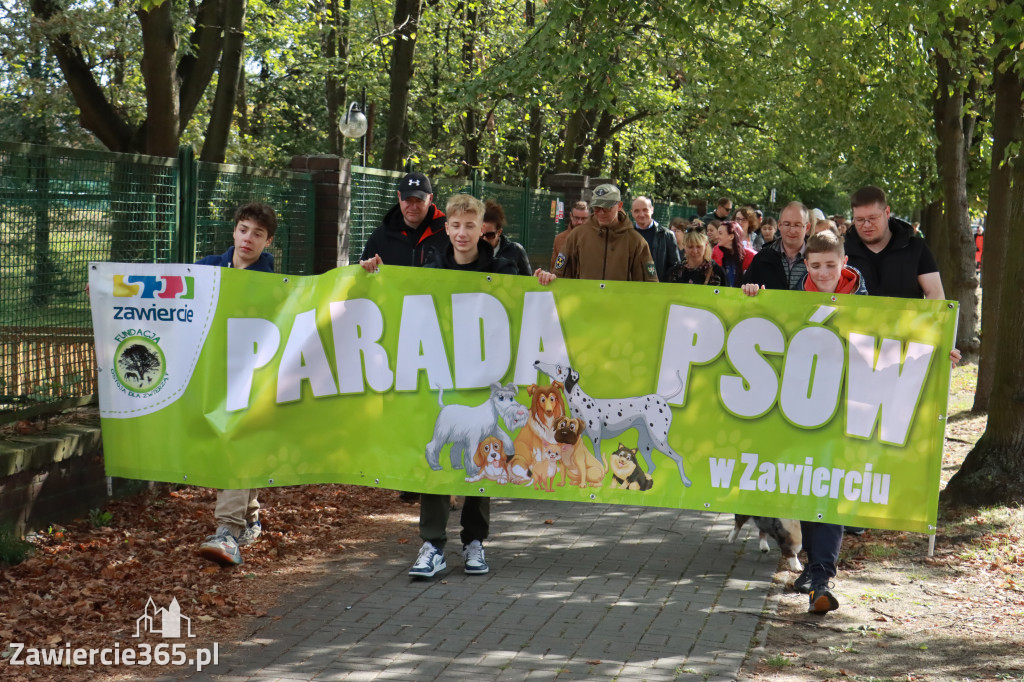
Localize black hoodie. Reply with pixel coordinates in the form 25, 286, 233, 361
359, 203, 449, 267
425, 240, 519, 275
844, 217, 939, 299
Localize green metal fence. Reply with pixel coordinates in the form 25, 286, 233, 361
349, 165, 407, 261
2, 142, 697, 422
0, 142, 314, 422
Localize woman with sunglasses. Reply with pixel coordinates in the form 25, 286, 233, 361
664, 225, 726, 285
481, 200, 532, 275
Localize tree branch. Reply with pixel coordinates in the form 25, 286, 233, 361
30, 0, 135, 151
178, 0, 226, 132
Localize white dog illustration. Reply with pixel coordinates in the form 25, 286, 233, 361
425, 382, 527, 477
533, 360, 691, 487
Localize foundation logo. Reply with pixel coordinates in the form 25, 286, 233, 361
114, 274, 195, 299
113, 331, 167, 396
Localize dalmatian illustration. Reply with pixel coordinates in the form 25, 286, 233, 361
533, 360, 692, 487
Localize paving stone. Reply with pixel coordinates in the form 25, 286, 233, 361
182, 500, 779, 680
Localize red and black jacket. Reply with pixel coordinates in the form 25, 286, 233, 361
359, 203, 449, 267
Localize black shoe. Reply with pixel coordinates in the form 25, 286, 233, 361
808, 582, 839, 614
398, 491, 420, 502
844, 526, 865, 536
792, 566, 812, 594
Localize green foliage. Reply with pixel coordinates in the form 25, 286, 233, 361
2, 0, 1002, 213
0, 524, 33, 566
88, 508, 114, 528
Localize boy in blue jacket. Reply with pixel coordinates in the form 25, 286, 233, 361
196, 202, 277, 566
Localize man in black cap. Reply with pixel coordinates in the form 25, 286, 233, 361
359, 172, 449, 268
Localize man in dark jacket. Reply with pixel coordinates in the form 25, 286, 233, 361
701, 196, 733, 224
539, 183, 657, 282
632, 196, 680, 281
359, 172, 449, 268
844, 186, 945, 299
742, 201, 811, 291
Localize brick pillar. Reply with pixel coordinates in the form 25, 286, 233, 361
543, 173, 589, 206
290, 154, 353, 273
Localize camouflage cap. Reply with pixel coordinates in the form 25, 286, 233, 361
590, 184, 622, 208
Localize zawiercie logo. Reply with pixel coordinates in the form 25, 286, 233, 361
134, 597, 195, 639
114, 274, 195, 299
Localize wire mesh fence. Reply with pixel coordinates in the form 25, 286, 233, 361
0, 142, 178, 417
349, 165, 407, 261
0, 142, 313, 422
192, 158, 315, 274
2, 143, 699, 422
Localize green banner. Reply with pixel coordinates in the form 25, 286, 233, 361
88, 262, 957, 533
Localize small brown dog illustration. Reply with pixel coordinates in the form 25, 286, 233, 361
554, 417, 605, 488
465, 436, 510, 484
530, 444, 560, 492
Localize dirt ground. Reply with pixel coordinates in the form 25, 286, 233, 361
739, 363, 1024, 682
1, 365, 1021, 681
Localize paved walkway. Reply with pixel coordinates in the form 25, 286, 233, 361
188, 499, 781, 681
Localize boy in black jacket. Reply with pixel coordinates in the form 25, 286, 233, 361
359, 194, 515, 578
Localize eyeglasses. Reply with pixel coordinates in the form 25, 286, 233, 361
481, 232, 498, 239
853, 213, 885, 226
779, 221, 806, 230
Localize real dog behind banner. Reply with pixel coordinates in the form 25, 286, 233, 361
88, 263, 957, 534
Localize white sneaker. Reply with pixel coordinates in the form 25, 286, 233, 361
409, 542, 446, 577
463, 540, 489, 575
237, 521, 261, 547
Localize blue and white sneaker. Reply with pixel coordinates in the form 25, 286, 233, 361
198, 526, 243, 566
238, 521, 262, 547
409, 542, 446, 577
463, 540, 489, 575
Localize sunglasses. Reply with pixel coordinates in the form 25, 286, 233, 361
481, 232, 498, 239
684, 226, 705, 233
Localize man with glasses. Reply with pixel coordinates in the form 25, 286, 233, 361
742, 201, 811, 290
844, 186, 944, 299
632, 196, 680, 281
537, 183, 657, 282
550, 200, 591, 270
702, 196, 733, 224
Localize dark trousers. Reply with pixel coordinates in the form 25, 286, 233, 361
419, 494, 489, 549
801, 521, 843, 581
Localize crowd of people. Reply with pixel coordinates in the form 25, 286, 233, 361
195, 172, 959, 619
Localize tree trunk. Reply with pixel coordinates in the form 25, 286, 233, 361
974, 44, 1021, 412
137, 1, 180, 157
943, 126, 1024, 506
323, 0, 349, 156
200, 0, 247, 163
556, 107, 587, 173
459, 1, 479, 172
525, 0, 541, 186
585, 110, 614, 176
381, 0, 422, 171
178, 0, 225, 132
931, 18, 980, 356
